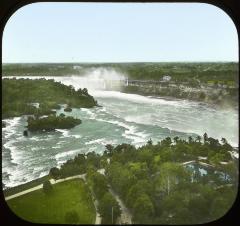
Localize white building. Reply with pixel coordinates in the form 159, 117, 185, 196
162, 75, 172, 82
73, 65, 82, 70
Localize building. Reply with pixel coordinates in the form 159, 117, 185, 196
162, 75, 172, 82
73, 65, 82, 70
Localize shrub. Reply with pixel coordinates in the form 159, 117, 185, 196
49, 167, 60, 180
43, 180, 53, 194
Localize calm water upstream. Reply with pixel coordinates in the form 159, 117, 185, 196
2, 76, 238, 188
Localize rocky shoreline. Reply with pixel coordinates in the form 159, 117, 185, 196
121, 83, 238, 109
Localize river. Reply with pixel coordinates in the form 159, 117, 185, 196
2, 75, 238, 188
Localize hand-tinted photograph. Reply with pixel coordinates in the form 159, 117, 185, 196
2, 2, 239, 225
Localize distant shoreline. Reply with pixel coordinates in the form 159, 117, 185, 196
121, 87, 238, 110
2, 75, 238, 109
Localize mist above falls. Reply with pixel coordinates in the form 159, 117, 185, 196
3, 67, 127, 92
61, 67, 127, 91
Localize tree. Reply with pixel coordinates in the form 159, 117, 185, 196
133, 194, 154, 223
161, 137, 172, 147
161, 190, 191, 224
98, 192, 121, 224
173, 136, 179, 144
220, 162, 238, 184
49, 167, 60, 180
221, 138, 233, 152
203, 133, 208, 144
147, 138, 153, 146
188, 195, 209, 222
196, 135, 201, 143
43, 180, 53, 194
92, 173, 109, 200
128, 162, 148, 179
126, 179, 153, 208
74, 154, 86, 165
105, 144, 114, 156
188, 136, 193, 144
86, 152, 101, 169
208, 137, 220, 150
138, 149, 153, 167
106, 162, 136, 198
221, 137, 227, 145
82, 88, 88, 95
209, 153, 225, 165
65, 210, 79, 224
210, 197, 231, 221
154, 162, 191, 196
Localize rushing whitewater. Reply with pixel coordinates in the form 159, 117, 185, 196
2, 70, 239, 188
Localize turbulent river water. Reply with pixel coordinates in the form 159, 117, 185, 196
2, 75, 239, 188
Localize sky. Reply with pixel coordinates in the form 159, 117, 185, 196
2, 2, 239, 63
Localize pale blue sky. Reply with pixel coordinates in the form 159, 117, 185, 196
2, 2, 239, 63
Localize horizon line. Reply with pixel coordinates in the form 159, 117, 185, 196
2, 61, 239, 64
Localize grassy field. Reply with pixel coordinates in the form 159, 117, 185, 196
6, 179, 96, 224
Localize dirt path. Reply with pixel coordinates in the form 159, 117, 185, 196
98, 169, 132, 224
109, 187, 132, 224
5, 184, 43, 201
5, 174, 86, 201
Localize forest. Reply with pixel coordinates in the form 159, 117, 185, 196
2, 78, 98, 119
47, 134, 238, 224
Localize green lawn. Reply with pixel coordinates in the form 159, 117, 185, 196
6, 179, 96, 224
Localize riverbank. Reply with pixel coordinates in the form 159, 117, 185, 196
121, 83, 238, 109
3, 175, 49, 197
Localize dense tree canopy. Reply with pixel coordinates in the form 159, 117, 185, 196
27, 114, 81, 131
86, 171, 121, 224
45, 133, 238, 224
2, 78, 98, 119
102, 134, 238, 224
